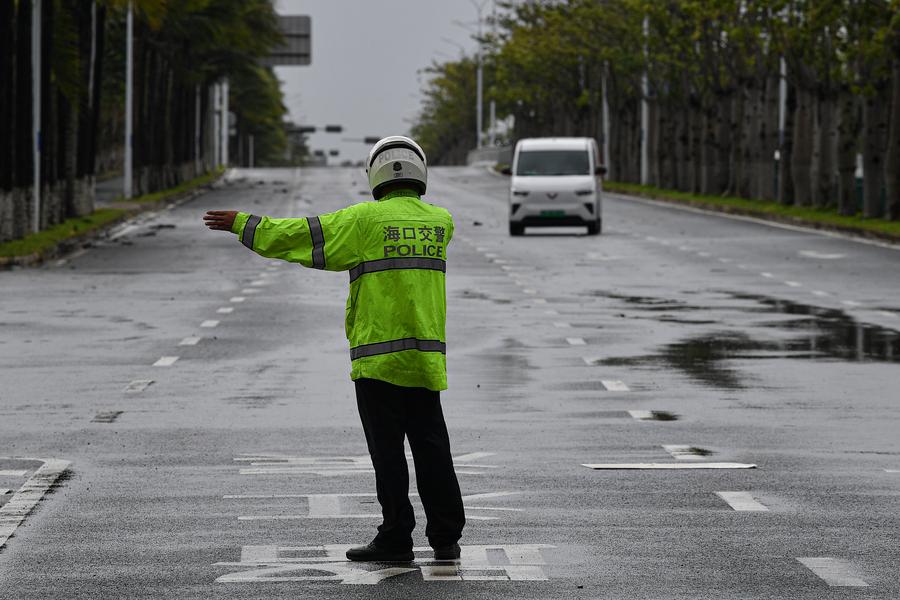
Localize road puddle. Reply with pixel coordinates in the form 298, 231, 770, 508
598, 291, 899, 389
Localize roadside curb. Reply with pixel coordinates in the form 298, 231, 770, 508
607, 187, 900, 246
0, 170, 226, 269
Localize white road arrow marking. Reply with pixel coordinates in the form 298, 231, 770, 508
0, 458, 71, 550
797, 558, 868, 587
715, 491, 769, 511
153, 356, 179, 367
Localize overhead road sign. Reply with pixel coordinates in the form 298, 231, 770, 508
329, 150, 340, 157
313, 150, 325, 157
261, 16, 311, 67
364, 137, 382, 144
324, 125, 343, 133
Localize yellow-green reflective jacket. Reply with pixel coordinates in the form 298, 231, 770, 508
231, 189, 453, 391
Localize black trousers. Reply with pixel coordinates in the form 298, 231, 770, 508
355, 378, 466, 551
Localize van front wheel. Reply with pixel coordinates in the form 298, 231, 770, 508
509, 222, 525, 236
586, 217, 602, 235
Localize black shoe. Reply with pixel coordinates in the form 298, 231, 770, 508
433, 543, 461, 560
346, 543, 414, 562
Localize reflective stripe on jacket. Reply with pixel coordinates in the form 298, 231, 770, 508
231, 189, 453, 391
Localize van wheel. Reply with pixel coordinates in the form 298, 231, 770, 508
586, 218, 602, 235
509, 222, 525, 236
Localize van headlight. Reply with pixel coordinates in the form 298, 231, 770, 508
512, 190, 530, 196
575, 189, 594, 196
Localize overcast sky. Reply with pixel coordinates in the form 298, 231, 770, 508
274, 0, 493, 164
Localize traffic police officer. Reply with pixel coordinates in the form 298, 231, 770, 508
203, 136, 465, 562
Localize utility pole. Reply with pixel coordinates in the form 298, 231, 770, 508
194, 85, 201, 175
31, 0, 42, 232
640, 15, 649, 185
221, 78, 229, 167
124, 0, 134, 199
471, 0, 488, 148
602, 64, 611, 178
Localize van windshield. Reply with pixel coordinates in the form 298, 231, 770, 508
515, 150, 590, 176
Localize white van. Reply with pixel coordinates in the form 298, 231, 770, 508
503, 137, 605, 236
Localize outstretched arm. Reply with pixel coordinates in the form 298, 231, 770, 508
202, 209, 359, 271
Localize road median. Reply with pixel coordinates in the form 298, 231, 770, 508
605, 181, 900, 245
0, 168, 225, 269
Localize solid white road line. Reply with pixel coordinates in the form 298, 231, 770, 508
601, 380, 629, 391
627, 410, 654, 420
811, 290, 831, 297
124, 379, 153, 393
583, 463, 756, 470
0, 458, 71, 551
784, 281, 802, 287
663, 445, 706, 460
179, 336, 201, 346
200, 320, 219, 328
715, 491, 769, 511
799, 250, 845, 259
230, 296, 246, 303
0, 471, 27, 477
217, 307, 234, 314
153, 356, 179, 367
566, 337, 586, 346
877, 311, 896, 318
885, 469, 899, 473
797, 558, 869, 587
454, 452, 496, 463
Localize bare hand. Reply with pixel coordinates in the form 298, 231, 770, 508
203, 210, 238, 231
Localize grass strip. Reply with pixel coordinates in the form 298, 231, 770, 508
605, 181, 900, 241
0, 168, 224, 260
0, 208, 127, 258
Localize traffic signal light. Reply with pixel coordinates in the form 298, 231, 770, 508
324, 125, 343, 133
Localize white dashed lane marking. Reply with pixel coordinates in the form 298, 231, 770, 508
153, 356, 179, 367
600, 380, 629, 391
760, 272, 774, 278
533, 298, 547, 304
0, 458, 71, 551
250, 280, 268, 286
583, 462, 756, 470
841, 300, 862, 307
663, 445, 706, 460
179, 336, 201, 346
0, 471, 27, 477
544, 309, 559, 315
627, 410, 654, 420
784, 281, 802, 287
715, 491, 769, 511
201, 320, 220, 328
811, 290, 831, 297
877, 311, 896, 318
125, 379, 153, 393
217, 307, 234, 314
522, 289, 537, 295
566, 337, 586, 346
230, 296, 246, 303
553, 322, 571, 329
797, 558, 869, 587
240, 289, 261, 294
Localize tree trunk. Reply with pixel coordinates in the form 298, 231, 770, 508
812, 93, 837, 208
836, 86, 859, 216
647, 99, 659, 186
862, 83, 889, 218
715, 92, 731, 194
885, 58, 900, 220
779, 80, 796, 205
759, 73, 779, 201
791, 87, 814, 207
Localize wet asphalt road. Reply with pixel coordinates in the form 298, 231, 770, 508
1, 166, 898, 599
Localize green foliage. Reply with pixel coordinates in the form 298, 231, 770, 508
605, 181, 900, 239
412, 58, 480, 165
0, 209, 127, 258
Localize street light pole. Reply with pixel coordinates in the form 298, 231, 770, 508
124, 0, 133, 198
31, 0, 42, 232
471, 0, 488, 149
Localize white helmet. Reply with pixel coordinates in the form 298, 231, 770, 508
366, 135, 427, 199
